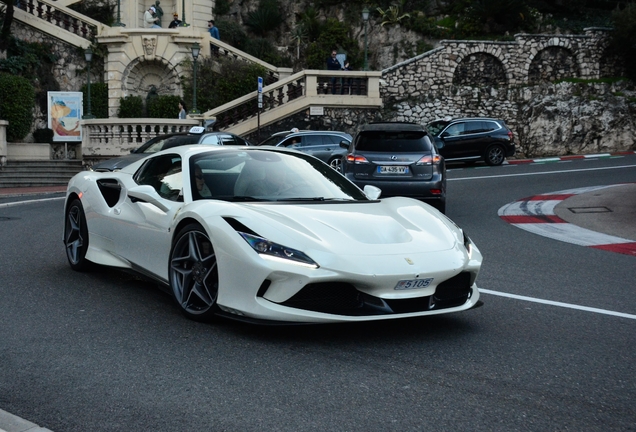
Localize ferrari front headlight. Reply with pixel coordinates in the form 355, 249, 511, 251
238, 232, 319, 268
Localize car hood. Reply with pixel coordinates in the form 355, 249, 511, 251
92, 153, 147, 172
219, 197, 460, 256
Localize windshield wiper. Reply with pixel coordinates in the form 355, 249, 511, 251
226, 196, 270, 202
274, 197, 354, 202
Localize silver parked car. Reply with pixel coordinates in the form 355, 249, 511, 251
258, 130, 352, 171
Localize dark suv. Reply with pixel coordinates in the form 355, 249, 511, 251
426, 117, 515, 166
341, 122, 446, 213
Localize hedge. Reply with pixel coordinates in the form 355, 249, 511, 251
0, 73, 36, 142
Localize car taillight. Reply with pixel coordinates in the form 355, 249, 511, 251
346, 154, 369, 164
430, 189, 442, 195
507, 130, 514, 141
416, 155, 441, 165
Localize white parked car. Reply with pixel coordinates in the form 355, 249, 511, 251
64, 145, 482, 324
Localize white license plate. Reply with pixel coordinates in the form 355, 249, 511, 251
378, 165, 408, 174
394, 278, 434, 290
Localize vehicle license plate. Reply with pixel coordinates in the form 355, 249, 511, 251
394, 278, 434, 290
378, 165, 408, 174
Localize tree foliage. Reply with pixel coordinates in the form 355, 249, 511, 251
305, 18, 361, 69
0, 73, 36, 141
118, 95, 144, 118
147, 95, 182, 118
245, 0, 283, 37
81, 82, 109, 119
182, 57, 267, 113
608, 2, 636, 82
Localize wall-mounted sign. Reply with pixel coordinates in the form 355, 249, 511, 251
48, 92, 83, 142
310, 106, 324, 116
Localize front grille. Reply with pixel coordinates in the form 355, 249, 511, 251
432, 272, 472, 309
280, 283, 364, 314
278, 273, 473, 316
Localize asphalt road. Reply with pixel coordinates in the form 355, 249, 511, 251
1, 155, 635, 431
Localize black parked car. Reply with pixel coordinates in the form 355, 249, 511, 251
92, 127, 253, 172
259, 130, 352, 171
341, 122, 446, 213
426, 117, 515, 166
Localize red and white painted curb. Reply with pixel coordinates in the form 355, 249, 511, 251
498, 185, 636, 256
506, 151, 636, 165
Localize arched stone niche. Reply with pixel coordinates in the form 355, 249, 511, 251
528, 46, 580, 83
452, 52, 508, 87
122, 57, 181, 98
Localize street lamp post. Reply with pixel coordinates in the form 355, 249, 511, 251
362, 7, 369, 71
83, 47, 95, 119
179, 0, 188, 26
189, 42, 200, 115
113, 0, 125, 26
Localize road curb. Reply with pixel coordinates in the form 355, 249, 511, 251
506, 151, 636, 165
498, 184, 636, 256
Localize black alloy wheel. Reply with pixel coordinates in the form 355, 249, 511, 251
64, 199, 91, 271
169, 223, 219, 322
485, 144, 505, 166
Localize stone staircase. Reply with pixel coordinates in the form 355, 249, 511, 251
0, 160, 84, 188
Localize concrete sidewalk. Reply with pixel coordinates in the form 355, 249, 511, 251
0, 186, 67, 197
0, 408, 52, 432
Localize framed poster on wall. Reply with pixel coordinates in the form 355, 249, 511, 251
48, 92, 83, 142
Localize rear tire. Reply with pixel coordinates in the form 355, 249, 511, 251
485, 145, 505, 166
64, 199, 92, 271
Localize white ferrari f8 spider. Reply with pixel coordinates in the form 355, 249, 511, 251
64, 145, 482, 323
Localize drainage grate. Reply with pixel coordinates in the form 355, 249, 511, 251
567, 206, 612, 214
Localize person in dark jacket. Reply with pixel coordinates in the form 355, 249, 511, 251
326, 50, 342, 94
168, 12, 182, 28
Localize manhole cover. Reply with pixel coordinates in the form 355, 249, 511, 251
567, 206, 612, 214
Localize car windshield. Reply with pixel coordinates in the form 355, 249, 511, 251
190, 149, 369, 202
355, 131, 433, 152
134, 135, 180, 154
425, 121, 450, 136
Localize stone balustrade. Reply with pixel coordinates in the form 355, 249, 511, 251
80, 118, 199, 160
206, 69, 382, 137
17, 0, 102, 41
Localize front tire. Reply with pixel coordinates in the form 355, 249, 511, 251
64, 199, 91, 271
485, 144, 505, 166
169, 223, 219, 322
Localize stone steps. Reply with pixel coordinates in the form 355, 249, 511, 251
0, 160, 84, 188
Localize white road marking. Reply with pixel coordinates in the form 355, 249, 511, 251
448, 164, 636, 181
0, 196, 65, 208
480, 289, 636, 320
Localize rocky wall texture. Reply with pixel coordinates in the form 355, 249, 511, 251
11, 21, 90, 94
251, 80, 635, 158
